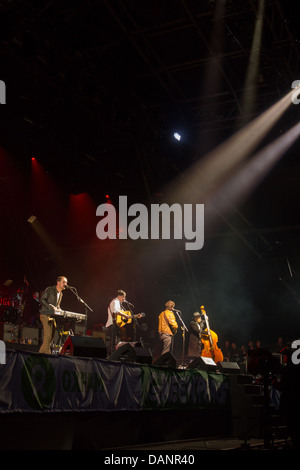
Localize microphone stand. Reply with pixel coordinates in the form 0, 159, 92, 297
173, 309, 188, 367
67, 286, 93, 337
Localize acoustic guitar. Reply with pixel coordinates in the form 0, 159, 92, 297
115, 310, 146, 328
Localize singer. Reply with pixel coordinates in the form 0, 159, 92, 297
158, 300, 178, 356
106, 289, 143, 354
39, 276, 68, 354
106, 289, 128, 354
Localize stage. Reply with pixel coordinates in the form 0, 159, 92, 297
0, 340, 275, 451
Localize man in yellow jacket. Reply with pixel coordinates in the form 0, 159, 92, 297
158, 300, 178, 355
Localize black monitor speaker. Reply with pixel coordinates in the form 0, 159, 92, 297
108, 342, 153, 364
134, 346, 153, 364
187, 356, 217, 372
60, 336, 107, 359
108, 342, 136, 362
152, 352, 177, 368
217, 361, 240, 374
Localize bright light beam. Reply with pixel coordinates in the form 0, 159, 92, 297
169, 86, 300, 205
207, 120, 300, 227
240, 0, 266, 124
202, 0, 227, 98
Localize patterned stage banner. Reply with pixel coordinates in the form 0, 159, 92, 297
0, 351, 230, 412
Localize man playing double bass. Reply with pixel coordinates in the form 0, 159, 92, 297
188, 305, 223, 362
187, 311, 206, 359
199, 305, 223, 363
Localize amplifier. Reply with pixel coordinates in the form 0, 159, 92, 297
75, 323, 86, 336
92, 330, 106, 341
0, 322, 19, 342
20, 326, 40, 345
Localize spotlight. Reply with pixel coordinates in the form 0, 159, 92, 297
27, 215, 37, 224
173, 132, 181, 141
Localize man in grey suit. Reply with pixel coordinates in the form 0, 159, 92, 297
39, 276, 68, 354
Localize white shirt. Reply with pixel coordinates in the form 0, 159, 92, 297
106, 297, 122, 327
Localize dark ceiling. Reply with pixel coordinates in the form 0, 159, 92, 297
1, 0, 300, 196
1, 0, 300, 344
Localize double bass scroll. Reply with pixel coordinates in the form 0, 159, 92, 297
200, 305, 223, 363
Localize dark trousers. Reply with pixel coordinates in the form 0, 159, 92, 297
159, 333, 174, 355
107, 323, 125, 355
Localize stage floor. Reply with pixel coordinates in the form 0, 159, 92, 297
109, 435, 292, 451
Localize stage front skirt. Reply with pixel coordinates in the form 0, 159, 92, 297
0, 351, 230, 413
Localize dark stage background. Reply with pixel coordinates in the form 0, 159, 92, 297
1, 0, 300, 355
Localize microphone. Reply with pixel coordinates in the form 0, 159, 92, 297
124, 300, 135, 307
173, 309, 181, 313
66, 285, 76, 290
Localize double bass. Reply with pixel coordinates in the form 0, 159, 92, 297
200, 305, 223, 363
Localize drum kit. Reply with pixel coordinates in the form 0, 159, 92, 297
0, 289, 22, 321
0, 284, 37, 343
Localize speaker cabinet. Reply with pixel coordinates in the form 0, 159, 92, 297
152, 352, 177, 368
60, 336, 107, 359
108, 342, 136, 362
187, 356, 217, 372
217, 361, 240, 374
107, 342, 152, 364
134, 346, 152, 364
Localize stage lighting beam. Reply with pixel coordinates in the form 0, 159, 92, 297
169, 86, 300, 207
240, 0, 266, 124
207, 120, 300, 225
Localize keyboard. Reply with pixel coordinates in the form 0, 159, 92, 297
54, 308, 86, 321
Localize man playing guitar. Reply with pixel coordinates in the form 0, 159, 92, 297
106, 290, 143, 354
